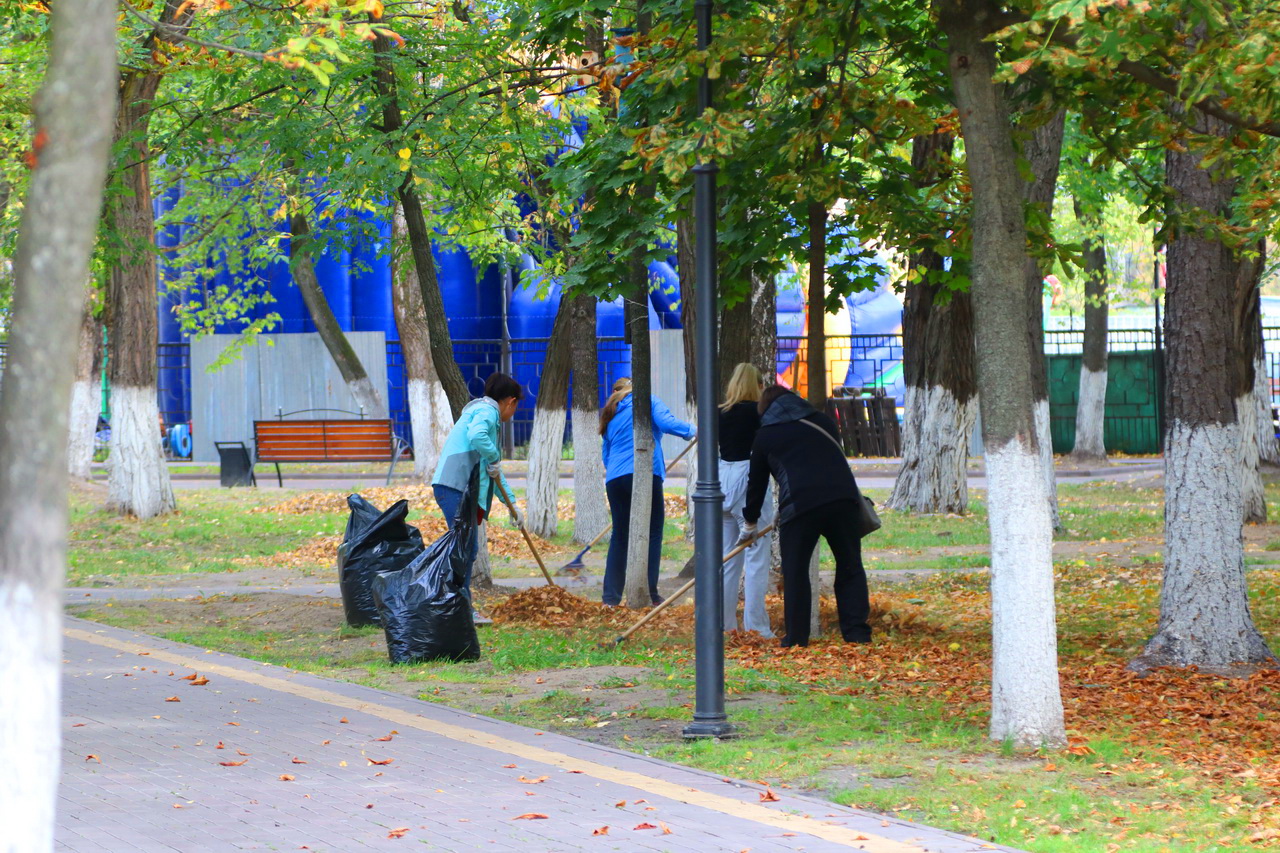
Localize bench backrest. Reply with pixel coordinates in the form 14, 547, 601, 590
253, 419, 396, 462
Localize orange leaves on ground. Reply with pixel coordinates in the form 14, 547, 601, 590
164, 696, 181, 703
387, 827, 409, 838
218, 760, 247, 767
592, 826, 609, 836
659, 822, 673, 835
215, 742, 225, 749
339, 717, 349, 724
614, 800, 627, 808
513, 813, 548, 820
279, 774, 295, 782
502, 763, 516, 769
367, 758, 394, 766
759, 788, 780, 802
374, 734, 394, 742
179, 673, 197, 681
236, 749, 250, 756
292, 757, 307, 764
190, 677, 209, 686
633, 822, 658, 830
518, 775, 548, 784
225, 721, 240, 726
85, 755, 100, 763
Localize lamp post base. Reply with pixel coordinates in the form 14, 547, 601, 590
681, 717, 738, 740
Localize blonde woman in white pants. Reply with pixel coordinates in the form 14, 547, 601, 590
719, 363, 775, 637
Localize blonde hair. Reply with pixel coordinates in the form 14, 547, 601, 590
599, 377, 633, 435
720, 363, 764, 412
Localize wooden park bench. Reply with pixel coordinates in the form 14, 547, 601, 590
252, 409, 411, 487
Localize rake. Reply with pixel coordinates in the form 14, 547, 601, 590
561, 438, 698, 572
494, 478, 556, 587
600, 521, 776, 648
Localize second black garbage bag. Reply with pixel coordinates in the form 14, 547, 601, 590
338, 495, 425, 627
372, 473, 481, 664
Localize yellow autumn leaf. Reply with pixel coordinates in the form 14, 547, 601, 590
398, 147, 411, 159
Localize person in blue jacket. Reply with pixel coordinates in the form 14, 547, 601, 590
432, 372, 522, 594
598, 377, 696, 606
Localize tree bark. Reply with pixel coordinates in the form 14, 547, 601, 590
720, 295, 752, 391
526, 296, 573, 538
1070, 199, 1109, 463
939, 0, 1065, 748
805, 200, 829, 407
68, 294, 100, 481
105, 0, 193, 520
391, 206, 452, 480
1130, 109, 1276, 675
290, 208, 385, 417
370, 27, 470, 419
677, 211, 698, 541
569, 294, 607, 545
888, 132, 978, 515
749, 267, 777, 380
1235, 245, 1266, 524
624, 279, 657, 608
0, 0, 115, 846
1021, 109, 1066, 527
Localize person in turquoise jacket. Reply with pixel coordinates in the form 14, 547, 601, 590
432, 372, 522, 593
598, 377, 696, 606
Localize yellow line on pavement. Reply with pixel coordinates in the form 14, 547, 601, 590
66, 626, 952, 852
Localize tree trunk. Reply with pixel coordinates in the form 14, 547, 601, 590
370, 28, 470, 419
749, 267, 777, 380
68, 296, 100, 480
391, 206, 452, 480
624, 283, 656, 609
720, 297, 752, 393
1254, 331, 1278, 466
677, 211, 698, 540
1235, 245, 1265, 524
1129, 109, 1275, 675
1021, 110, 1066, 527
0, 0, 115, 846
105, 1, 192, 520
888, 132, 978, 515
806, 200, 828, 407
940, 0, 1065, 747
290, 208, 385, 417
106, 109, 173, 519
526, 296, 573, 538
1070, 199, 1109, 463
570, 294, 607, 545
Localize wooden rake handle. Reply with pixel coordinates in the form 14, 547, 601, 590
494, 478, 556, 587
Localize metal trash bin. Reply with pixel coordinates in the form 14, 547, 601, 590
215, 441, 256, 488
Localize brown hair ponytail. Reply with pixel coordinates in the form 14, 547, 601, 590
599, 377, 633, 435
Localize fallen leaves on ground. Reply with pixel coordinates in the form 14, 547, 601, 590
592, 826, 609, 836
759, 788, 780, 802
513, 813, 548, 820
292, 757, 307, 764
367, 758, 394, 766
163, 696, 180, 702
278, 774, 295, 782
218, 760, 247, 767
85, 755, 100, 763
190, 677, 209, 686
633, 822, 658, 831
518, 775, 548, 784
387, 827, 409, 839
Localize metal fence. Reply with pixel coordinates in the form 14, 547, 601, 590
776, 334, 904, 394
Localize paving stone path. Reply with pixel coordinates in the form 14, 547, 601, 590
60, 618, 1019, 853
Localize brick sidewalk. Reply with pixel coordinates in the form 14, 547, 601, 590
59, 618, 1019, 852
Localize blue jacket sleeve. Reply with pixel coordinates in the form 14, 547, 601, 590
651, 396, 696, 441
466, 409, 502, 465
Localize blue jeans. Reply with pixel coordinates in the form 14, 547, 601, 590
433, 484, 478, 594
602, 474, 664, 606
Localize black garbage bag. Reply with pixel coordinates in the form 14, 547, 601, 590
372, 473, 480, 664
338, 495, 424, 627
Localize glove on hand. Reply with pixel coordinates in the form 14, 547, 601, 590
735, 521, 758, 549
487, 462, 501, 479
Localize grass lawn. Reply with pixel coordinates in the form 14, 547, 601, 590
66, 477, 1280, 852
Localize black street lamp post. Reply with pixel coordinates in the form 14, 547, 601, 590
683, 0, 734, 740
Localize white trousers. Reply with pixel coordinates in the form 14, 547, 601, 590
720, 458, 775, 636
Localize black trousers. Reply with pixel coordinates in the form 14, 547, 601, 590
778, 499, 870, 646
602, 474, 665, 606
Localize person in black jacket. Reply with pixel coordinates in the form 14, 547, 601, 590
740, 386, 870, 647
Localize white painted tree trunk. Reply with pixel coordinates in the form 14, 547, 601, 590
347, 375, 386, 420
0, 0, 115, 844
526, 404, 566, 538
408, 377, 451, 482
1254, 352, 1278, 465
67, 379, 97, 481
106, 386, 175, 519
985, 438, 1064, 747
1071, 367, 1108, 462
1133, 422, 1274, 671
1033, 399, 1060, 528
570, 407, 607, 545
624, 458, 655, 608
1239, 391, 1266, 524
888, 385, 977, 514
67, 301, 98, 480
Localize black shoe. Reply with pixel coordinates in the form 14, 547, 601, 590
779, 639, 809, 648
843, 634, 872, 644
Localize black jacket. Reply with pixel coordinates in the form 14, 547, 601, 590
743, 392, 859, 526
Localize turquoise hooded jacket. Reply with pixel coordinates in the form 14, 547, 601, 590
432, 397, 513, 517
